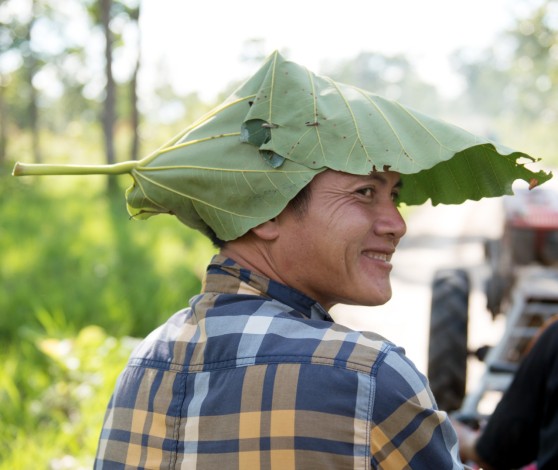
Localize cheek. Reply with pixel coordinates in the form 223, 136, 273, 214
277, 229, 315, 268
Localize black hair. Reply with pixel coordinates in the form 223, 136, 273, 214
206, 183, 313, 249
286, 183, 312, 219
206, 227, 226, 249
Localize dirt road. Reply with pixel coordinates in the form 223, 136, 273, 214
332, 198, 507, 393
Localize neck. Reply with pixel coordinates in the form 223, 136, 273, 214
220, 234, 277, 282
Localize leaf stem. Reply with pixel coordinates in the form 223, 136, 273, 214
12, 161, 138, 177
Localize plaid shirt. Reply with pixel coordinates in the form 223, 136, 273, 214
95, 255, 464, 469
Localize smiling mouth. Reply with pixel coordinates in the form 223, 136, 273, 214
362, 251, 392, 263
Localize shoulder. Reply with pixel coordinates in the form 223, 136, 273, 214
303, 321, 400, 375
252, 300, 399, 369
197, 291, 401, 375
373, 346, 435, 415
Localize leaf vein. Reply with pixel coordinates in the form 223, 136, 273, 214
327, 79, 371, 166
134, 172, 260, 219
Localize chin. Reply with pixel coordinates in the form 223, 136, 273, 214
347, 293, 392, 308
335, 283, 393, 308
365, 289, 392, 307
366, 298, 391, 307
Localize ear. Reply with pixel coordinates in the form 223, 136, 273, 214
250, 218, 279, 241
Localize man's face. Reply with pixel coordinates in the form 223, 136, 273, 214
272, 170, 406, 310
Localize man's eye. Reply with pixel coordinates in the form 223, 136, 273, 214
391, 191, 400, 202
356, 187, 374, 197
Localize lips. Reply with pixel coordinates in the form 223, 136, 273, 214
362, 250, 393, 263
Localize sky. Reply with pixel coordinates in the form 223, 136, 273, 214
138, 0, 539, 101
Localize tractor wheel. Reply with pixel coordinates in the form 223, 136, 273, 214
427, 268, 470, 413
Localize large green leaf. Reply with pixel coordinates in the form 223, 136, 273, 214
13, 51, 552, 241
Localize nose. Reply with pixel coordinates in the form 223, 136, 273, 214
374, 202, 407, 242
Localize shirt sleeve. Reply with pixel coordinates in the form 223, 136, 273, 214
475, 321, 558, 469
371, 347, 465, 469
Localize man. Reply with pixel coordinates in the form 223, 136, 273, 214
95, 169, 467, 469
455, 317, 558, 469
13, 51, 551, 469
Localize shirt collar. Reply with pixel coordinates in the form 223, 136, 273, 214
203, 254, 333, 322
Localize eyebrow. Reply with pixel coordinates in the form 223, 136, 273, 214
370, 173, 403, 190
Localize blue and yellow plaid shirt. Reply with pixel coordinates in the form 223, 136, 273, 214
95, 255, 465, 469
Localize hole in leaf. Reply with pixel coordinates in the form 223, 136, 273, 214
240, 119, 272, 146
260, 150, 286, 169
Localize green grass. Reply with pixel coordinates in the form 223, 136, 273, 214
0, 150, 216, 467
0, 327, 138, 469
1, 168, 215, 337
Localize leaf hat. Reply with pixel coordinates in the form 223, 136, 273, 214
14, 50, 553, 241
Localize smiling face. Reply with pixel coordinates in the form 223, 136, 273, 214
264, 169, 407, 310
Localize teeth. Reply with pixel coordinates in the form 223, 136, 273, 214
365, 252, 389, 262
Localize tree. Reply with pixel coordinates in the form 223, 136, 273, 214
506, 1, 558, 122
86, 0, 143, 182
450, 47, 513, 117
0, 0, 94, 164
450, 0, 558, 160
128, 2, 141, 161
0, 75, 6, 165
321, 52, 443, 116
24, 0, 42, 164
0, 0, 45, 164
454, 0, 558, 124
100, 0, 117, 191
115, 0, 142, 161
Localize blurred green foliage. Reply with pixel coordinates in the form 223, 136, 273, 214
0, 159, 216, 467
0, 326, 137, 469
0, 167, 215, 338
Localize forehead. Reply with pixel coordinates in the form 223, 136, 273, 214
310, 169, 402, 189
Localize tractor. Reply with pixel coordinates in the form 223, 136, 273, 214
427, 177, 558, 419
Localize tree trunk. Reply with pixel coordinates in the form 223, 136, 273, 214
27, 2, 42, 164
0, 75, 7, 166
29, 68, 42, 164
129, 4, 141, 161
130, 63, 140, 161
101, 0, 117, 192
